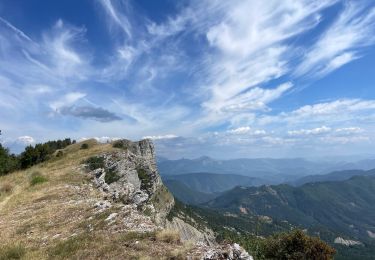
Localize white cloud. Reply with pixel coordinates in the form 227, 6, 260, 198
79, 136, 121, 143
143, 134, 178, 140
260, 99, 375, 126
288, 126, 332, 136
227, 126, 251, 134
295, 2, 375, 77
50, 92, 86, 111
227, 126, 267, 136
16, 136, 35, 145
99, 0, 132, 39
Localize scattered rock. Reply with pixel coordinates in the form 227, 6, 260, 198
334, 237, 363, 246
201, 243, 253, 260
105, 213, 118, 222
367, 230, 375, 239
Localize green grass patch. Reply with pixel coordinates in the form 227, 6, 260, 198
30, 172, 48, 186
0, 244, 26, 260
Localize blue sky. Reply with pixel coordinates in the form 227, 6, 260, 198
1, 0, 375, 159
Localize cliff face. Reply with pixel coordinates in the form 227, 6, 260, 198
86, 139, 174, 226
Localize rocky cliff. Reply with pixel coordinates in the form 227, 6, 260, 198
84, 139, 218, 245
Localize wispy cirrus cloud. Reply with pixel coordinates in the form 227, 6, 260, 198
295, 2, 375, 78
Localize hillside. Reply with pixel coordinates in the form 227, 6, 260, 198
0, 139, 252, 259
162, 172, 263, 193
163, 179, 219, 205
204, 176, 375, 258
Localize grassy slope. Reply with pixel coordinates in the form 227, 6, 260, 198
0, 140, 195, 259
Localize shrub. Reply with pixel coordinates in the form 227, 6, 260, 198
0, 182, 13, 194
260, 229, 336, 260
104, 168, 120, 184
156, 229, 181, 244
56, 150, 64, 158
30, 172, 48, 186
85, 156, 105, 171
137, 168, 152, 190
80, 143, 89, 149
112, 141, 125, 149
0, 244, 26, 260
0, 144, 19, 176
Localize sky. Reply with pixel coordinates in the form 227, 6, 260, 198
1, 0, 375, 159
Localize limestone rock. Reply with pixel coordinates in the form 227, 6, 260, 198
86, 139, 174, 225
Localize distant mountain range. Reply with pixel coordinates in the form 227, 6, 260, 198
204, 175, 375, 242
163, 179, 219, 205
292, 169, 375, 186
157, 156, 375, 184
162, 172, 265, 193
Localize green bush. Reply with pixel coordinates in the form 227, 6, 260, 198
80, 143, 89, 149
260, 229, 336, 260
84, 156, 105, 171
112, 141, 126, 149
56, 150, 64, 158
104, 168, 120, 184
0, 144, 20, 176
30, 172, 48, 186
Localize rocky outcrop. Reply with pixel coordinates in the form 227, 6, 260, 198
83, 139, 253, 259
195, 243, 253, 260
167, 217, 215, 245
334, 237, 363, 246
85, 139, 174, 226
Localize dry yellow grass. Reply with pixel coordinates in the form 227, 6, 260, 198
0, 140, 198, 259
156, 229, 181, 244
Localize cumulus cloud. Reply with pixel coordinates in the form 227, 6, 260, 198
227, 126, 267, 136
79, 136, 121, 143
16, 136, 35, 145
288, 126, 332, 136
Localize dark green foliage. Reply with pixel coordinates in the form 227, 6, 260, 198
84, 156, 119, 184
80, 143, 89, 149
104, 168, 120, 184
0, 244, 26, 260
112, 141, 127, 149
19, 138, 74, 169
260, 230, 336, 260
56, 150, 64, 158
30, 172, 48, 186
0, 144, 19, 176
137, 168, 152, 190
84, 156, 105, 171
